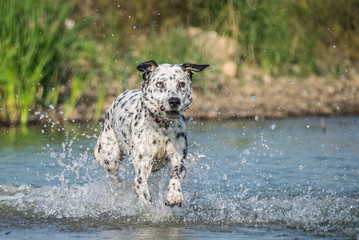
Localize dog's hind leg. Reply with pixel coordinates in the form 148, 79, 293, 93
94, 122, 123, 179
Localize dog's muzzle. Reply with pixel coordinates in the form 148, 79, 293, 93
163, 97, 181, 118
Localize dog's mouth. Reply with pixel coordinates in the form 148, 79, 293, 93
165, 110, 180, 118
159, 105, 181, 119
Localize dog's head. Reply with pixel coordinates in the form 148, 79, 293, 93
137, 60, 209, 120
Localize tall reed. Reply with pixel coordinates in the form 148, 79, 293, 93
0, 0, 83, 125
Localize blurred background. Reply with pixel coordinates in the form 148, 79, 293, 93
1, 0, 359, 126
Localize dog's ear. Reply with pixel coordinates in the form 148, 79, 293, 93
181, 63, 209, 73
137, 60, 159, 74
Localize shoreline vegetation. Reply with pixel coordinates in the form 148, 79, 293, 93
1, 1, 359, 126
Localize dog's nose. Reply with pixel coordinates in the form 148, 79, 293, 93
168, 97, 181, 108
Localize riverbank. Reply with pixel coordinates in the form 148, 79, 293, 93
15, 69, 358, 125
187, 71, 359, 120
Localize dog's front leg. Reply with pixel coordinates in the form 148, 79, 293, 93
165, 150, 187, 207
133, 153, 153, 204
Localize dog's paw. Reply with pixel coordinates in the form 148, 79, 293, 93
165, 189, 184, 207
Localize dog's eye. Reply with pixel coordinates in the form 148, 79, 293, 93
179, 82, 186, 88
156, 82, 164, 88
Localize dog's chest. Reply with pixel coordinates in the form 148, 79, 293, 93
146, 123, 181, 171
152, 137, 169, 171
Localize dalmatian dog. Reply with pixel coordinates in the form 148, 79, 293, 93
94, 60, 209, 207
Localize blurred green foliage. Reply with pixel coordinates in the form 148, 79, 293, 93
0, 0, 88, 125
1, 0, 358, 125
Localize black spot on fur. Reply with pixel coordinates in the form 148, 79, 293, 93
104, 160, 109, 165
179, 163, 186, 175
171, 167, 180, 179
98, 143, 102, 153
176, 132, 186, 140
121, 101, 128, 109
182, 149, 187, 158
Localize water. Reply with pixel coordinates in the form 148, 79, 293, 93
0, 117, 358, 239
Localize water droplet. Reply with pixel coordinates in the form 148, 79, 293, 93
299, 164, 306, 170
255, 116, 259, 121
333, 45, 336, 49
270, 124, 276, 130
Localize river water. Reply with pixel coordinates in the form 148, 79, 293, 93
0, 117, 358, 239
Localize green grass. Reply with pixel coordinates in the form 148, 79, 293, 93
0, 0, 86, 125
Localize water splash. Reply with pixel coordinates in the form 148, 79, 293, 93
1, 178, 357, 236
